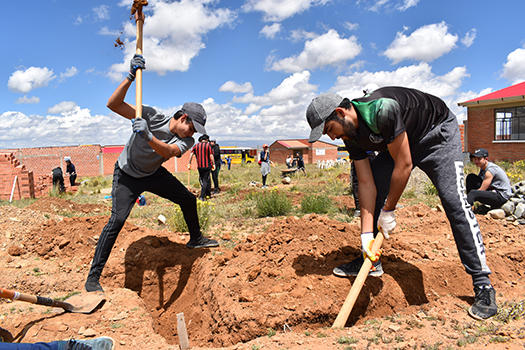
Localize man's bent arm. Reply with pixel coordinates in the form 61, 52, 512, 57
479, 171, 494, 191
384, 132, 412, 211
107, 79, 136, 120
354, 158, 376, 233
148, 139, 182, 159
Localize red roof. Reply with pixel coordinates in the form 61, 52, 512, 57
276, 140, 308, 149
459, 81, 525, 105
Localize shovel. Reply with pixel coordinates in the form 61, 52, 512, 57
0, 288, 105, 314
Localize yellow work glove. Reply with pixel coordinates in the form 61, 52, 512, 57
361, 232, 381, 262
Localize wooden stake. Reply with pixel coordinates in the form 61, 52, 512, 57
177, 312, 190, 350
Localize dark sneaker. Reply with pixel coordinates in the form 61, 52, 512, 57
65, 336, 115, 350
333, 256, 383, 277
186, 235, 219, 249
469, 285, 498, 320
85, 279, 104, 293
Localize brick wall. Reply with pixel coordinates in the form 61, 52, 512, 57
466, 107, 525, 162
308, 140, 338, 164
0, 153, 35, 200
0, 144, 198, 200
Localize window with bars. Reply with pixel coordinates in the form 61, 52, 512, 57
495, 106, 525, 140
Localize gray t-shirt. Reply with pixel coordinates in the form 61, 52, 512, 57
118, 106, 195, 178
479, 161, 512, 200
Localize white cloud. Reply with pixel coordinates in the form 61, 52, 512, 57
219, 81, 254, 94
0, 108, 132, 148
93, 5, 110, 21
501, 48, 525, 84
461, 29, 476, 48
107, 0, 237, 81
260, 23, 282, 39
344, 22, 359, 31
382, 22, 458, 64
397, 0, 419, 11
15, 96, 40, 104
60, 67, 79, 82
200, 71, 318, 143
243, 0, 328, 22
290, 29, 318, 42
47, 101, 79, 114
357, 0, 418, 12
7, 67, 56, 94
332, 62, 469, 117
269, 29, 362, 73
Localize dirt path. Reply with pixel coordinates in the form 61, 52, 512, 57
1, 197, 524, 349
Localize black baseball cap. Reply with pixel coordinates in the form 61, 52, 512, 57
182, 102, 207, 135
470, 148, 488, 158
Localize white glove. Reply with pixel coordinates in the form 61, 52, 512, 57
378, 209, 396, 239
361, 232, 380, 262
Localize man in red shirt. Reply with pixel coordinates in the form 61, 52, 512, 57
188, 134, 215, 200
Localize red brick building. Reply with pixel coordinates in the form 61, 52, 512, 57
458, 81, 525, 162
268, 139, 338, 165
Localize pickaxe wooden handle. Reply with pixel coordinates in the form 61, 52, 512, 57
132, 1, 147, 119
332, 231, 384, 328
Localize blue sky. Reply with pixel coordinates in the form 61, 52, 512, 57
2, 0, 525, 149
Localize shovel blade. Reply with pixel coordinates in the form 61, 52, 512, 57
57, 292, 106, 314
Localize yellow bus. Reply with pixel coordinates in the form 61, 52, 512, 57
220, 147, 257, 165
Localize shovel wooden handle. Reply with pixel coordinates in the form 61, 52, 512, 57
332, 232, 384, 328
0, 288, 74, 311
135, 8, 144, 120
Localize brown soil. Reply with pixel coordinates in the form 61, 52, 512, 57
1, 195, 525, 350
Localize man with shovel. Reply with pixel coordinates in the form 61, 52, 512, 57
306, 86, 497, 320
84, 55, 219, 293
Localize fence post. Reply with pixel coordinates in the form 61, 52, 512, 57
99, 152, 104, 176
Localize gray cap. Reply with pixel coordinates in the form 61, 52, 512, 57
182, 102, 207, 135
306, 92, 344, 143
470, 148, 488, 158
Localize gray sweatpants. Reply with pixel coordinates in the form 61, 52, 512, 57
369, 112, 492, 287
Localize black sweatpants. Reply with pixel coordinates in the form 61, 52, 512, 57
198, 167, 212, 199
211, 163, 220, 191
368, 112, 492, 287
87, 163, 200, 280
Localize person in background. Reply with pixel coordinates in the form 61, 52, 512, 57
52, 166, 66, 194
295, 152, 306, 174
210, 139, 221, 194
65, 158, 77, 187
226, 156, 232, 170
285, 155, 293, 169
84, 52, 218, 294
466, 148, 512, 210
306, 87, 498, 320
260, 144, 271, 188
188, 135, 215, 201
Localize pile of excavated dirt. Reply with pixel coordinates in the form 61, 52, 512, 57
1, 197, 524, 349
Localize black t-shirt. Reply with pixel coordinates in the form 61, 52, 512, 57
52, 167, 63, 177
345, 86, 450, 160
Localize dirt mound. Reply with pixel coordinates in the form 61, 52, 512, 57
1, 200, 525, 349
26, 197, 109, 215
